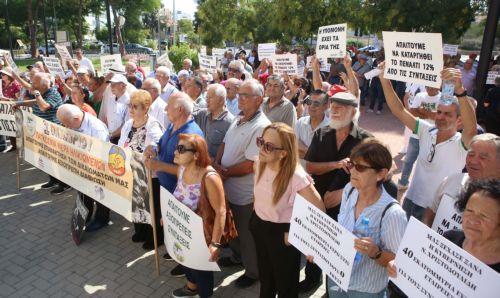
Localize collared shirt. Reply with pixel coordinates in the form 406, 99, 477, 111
160, 83, 177, 103
262, 97, 297, 128
337, 183, 407, 293
193, 108, 234, 158
221, 110, 271, 205
78, 57, 95, 76
77, 112, 109, 142
406, 119, 467, 208
157, 119, 204, 192
194, 95, 207, 109
304, 123, 372, 217
33, 87, 63, 124
295, 115, 330, 167
226, 96, 240, 116
104, 92, 130, 133
149, 96, 169, 128
99, 82, 136, 121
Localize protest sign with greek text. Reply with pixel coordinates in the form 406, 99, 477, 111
443, 44, 458, 56
383, 32, 443, 88
258, 43, 277, 60
198, 54, 217, 73
391, 217, 500, 298
306, 56, 330, 72
100, 54, 122, 75
316, 23, 347, 59
55, 44, 73, 69
289, 195, 356, 291
486, 71, 498, 84
0, 101, 30, 137
0, 50, 19, 73
432, 194, 462, 235
212, 48, 225, 61
271, 53, 298, 76
160, 187, 220, 271
42, 56, 65, 77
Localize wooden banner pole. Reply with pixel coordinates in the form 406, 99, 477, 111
147, 169, 160, 276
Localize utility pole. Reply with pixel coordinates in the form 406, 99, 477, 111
42, 0, 50, 56
105, 0, 114, 54
172, 0, 176, 46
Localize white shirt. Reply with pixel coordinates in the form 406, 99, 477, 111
148, 96, 169, 129
429, 173, 469, 213
99, 82, 136, 121
77, 112, 109, 142
405, 120, 468, 208
78, 57, 95, 76
117, 116, 164, 151
103, 92, 130, 133
160, 83, 177, 103
409, 91, 441, 139
226, 96, 240, 116
460, 68, 476, 96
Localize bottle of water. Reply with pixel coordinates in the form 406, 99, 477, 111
441, 80, 456, 105
354, 217, 370, 264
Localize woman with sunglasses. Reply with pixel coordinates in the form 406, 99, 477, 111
250, 122, 325, 298
325, 138, 407, 297
118, 90, 164, 249
169, 133, 227, 298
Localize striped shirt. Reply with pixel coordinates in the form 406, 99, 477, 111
336, 183, 408, 293
32, 87, 62, 124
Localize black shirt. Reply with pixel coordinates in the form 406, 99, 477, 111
304, 123, 372, 218
444, 230, 500, 273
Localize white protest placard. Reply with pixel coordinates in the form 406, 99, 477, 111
306, 56, 330, 72
443, 44, 458, 56
364, 68, 382, 80
0, 50, 19, 73
391, 217, 500, 298
100, 54, 122, 75
212, 48, 225, 61
486, 71, 498, 84
160, 187, 220, 271
55, 44, 72, 68
316, 23, 347, 59
198, 53, 217, 73
382, 31, 443, 88
258, 43, 276, 60
42, 56, 65, 77
200, 45, 207, 55
271, 53, 298, 76
289, 195, 356, 291
432, 194, 462, 235
0, 101, 31, 137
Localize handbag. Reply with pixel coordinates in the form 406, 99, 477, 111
196, 169, 238, 246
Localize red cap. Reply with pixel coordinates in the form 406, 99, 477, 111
328, 84, 347, 97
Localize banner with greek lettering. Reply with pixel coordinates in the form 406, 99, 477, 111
42, 56, 65, 77
0, 101, 30, 137
55, 44, 73, 69
316, 23, 347, 59
382, 32, 443, 88
271, 53, 298, 76
100, 54, 122, 75
486, 71, 498, 84
160, 187, 220, 271
443, 44, 458, 56
21, 111, 151, 223
198, 54, 217, 72
289, 195, 356, 291
0, 50, 19, 73
391, 217, 500, 297
432, 194, 462, 235
258, 43, 277, 60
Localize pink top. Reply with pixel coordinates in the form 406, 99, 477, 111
254, 164, 313, 223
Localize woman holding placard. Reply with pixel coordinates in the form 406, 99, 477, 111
328, 138, 407, 297
250, 122, 325, 298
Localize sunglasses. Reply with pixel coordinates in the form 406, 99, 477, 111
347, 161, 376, 172
127, 104, 142, 110
427, 143, 436, 162
175, 144, 197, 154
303, 97, 325, 107
256, 137, 283, 153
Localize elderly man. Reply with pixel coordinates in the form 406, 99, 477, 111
125, 61, 143, 88
194, 83, 234, 159
460, 58, 476, 96
262, 74, 297, 128
423, 133, 500, 228
225, 78, 241, 116
182, 58, 193, 75
227, 60, 245, 80
214, 79, 271, 288
14, 72, 70, 194
379, 65, 477, 221
185, 76, 207, 108
142, 78, 168, 128
301, 91, 372, 292
103, 74, 130, 144
74, 48, 95, 76
57, 104, 111, 232
144, 91, 203, 278
156, 66, 177, 102
352, 54, 371, 105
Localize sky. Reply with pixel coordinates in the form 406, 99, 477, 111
163, 0, 198, 19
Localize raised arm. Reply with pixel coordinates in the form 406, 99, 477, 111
342, 54, 359, 98
311, 55, 323, 90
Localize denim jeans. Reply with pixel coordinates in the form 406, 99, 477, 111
398, 137, 419, 186
328, 281, 386, 298
402, 198, 425, 221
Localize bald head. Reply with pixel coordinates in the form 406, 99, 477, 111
57, 104, 84, 129
32, 73, 51, 92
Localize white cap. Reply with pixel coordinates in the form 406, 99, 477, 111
107, 74, 128, 84
109, 63, 125, 74
76, 66, 89, 75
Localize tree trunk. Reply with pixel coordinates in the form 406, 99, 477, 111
78, 0, 83, 47
112, 6, 126, 56
27, 0, 38, 57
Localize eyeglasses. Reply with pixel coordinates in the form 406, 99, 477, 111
303, 97, 325, 107
175, 144, 197, 154
347, 161, 376, 172
256, 137, 283, 153
127, 104, 142, 110
427, 143, 436, 162
238, 93, 258, 99
228, 68, 240, 73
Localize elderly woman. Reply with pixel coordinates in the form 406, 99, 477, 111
0, 68, 21, 152
326, 138, 407, 297
70, 83, 96, 116
118, 90, 164, 249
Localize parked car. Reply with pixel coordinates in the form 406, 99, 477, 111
38, 44, 56, 55
101, 43, 120, 54
124, 43, 154, 54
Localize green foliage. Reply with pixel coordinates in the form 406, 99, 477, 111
168, 44, 198, 72
347, 39, 365, 49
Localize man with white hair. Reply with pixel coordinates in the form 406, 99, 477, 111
144, 91, 203, 278
225, 78, 241, 116
74, 48, 95, 76
214, 79, 271, 288
104, 74, 131, 144
182, 58, 193, 75
177, 69, 190, 91
156, 66, 178, 102
227, 60, 245, 80
194, 83, 234, 158
56, 104, 111, 232
142, 78, 168, 128
99, 63, 137, 121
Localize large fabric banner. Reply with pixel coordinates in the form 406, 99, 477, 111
20, 111, 151, 223
0, 101, 30, 137
160, 187, 220, 272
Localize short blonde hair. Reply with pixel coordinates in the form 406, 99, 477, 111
130, 90, 152, 110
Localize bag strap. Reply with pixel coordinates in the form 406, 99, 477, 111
200, 168, 218, 197
379, 201, 399, 230
347, 186, 355, 199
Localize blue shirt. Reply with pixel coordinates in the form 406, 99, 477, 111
157, 118, 204, 192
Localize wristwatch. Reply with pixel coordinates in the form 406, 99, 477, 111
210, 241, 223, 249
33, 90, 41, 97
454, 90, 467, 97
370, 247, 382, 260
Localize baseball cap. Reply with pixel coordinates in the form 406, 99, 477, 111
107, 74, 128, 84
328, 84, 347, 97
329, 92, 358, 107
76, 66, 89, 75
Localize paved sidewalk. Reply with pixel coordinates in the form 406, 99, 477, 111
0, 109, 405, 297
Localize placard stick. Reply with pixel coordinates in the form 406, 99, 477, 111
16, 149, 20, 190
148, 169, 160, 276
